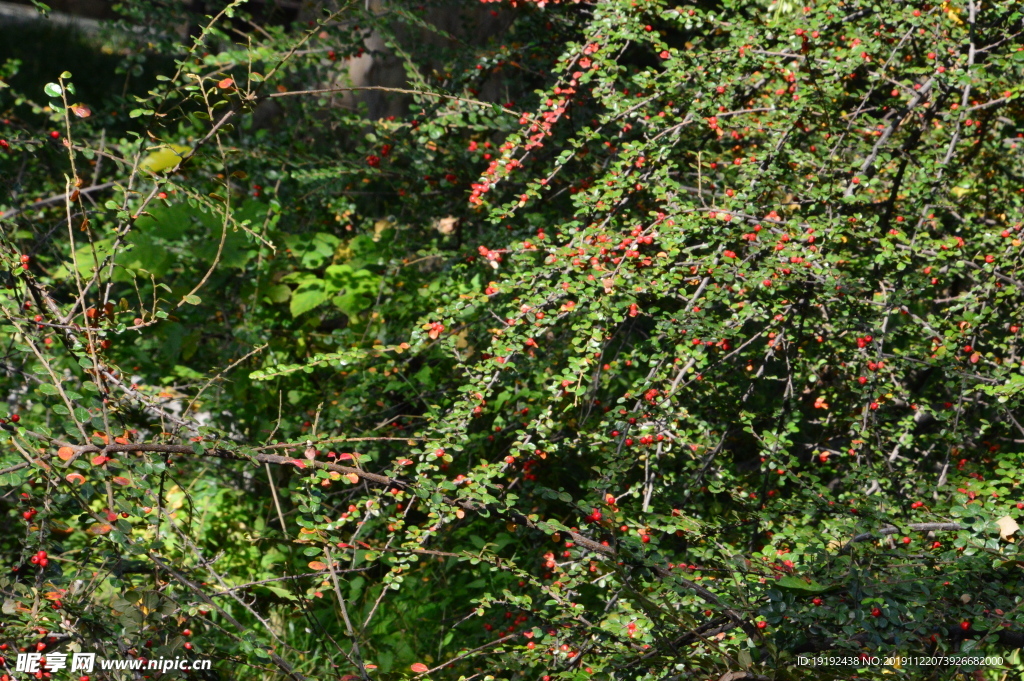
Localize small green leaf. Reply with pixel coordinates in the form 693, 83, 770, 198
44, 83, 62, 98
263, 284, 291, 304
776, 576, 830, 593
183, 295, 202, 305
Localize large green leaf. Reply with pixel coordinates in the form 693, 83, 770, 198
324, 264, 379, 317
290, 278, 328, 317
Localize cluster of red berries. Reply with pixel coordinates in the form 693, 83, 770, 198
29, 550, 49, 568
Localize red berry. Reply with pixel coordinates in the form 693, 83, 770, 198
183, 642, 193, 650
871, 607, 882, 617
756, 621, 767, 629
960, 621, 970, 631
10, 414, 19, 423
49, 131, 60, 139
20, 254, 30, 264
901, 537, 910, 544
812, 597, 822, 606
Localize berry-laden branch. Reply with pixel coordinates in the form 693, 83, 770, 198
31, 438, 981, 640
146, 553, 309, 681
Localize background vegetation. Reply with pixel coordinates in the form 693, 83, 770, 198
2, 0, 1024, 679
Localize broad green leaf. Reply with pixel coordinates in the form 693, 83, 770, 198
290, 279, 328, 317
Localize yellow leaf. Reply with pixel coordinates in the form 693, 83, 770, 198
941, 1, 963, 23
140, 144, 191, 173
436, 216, 458, 235
996, 515, 1019, 541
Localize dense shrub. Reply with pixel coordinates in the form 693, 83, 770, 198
3, 0, 1024, 679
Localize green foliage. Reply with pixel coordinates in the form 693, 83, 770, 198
3, 0, 1024, 680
